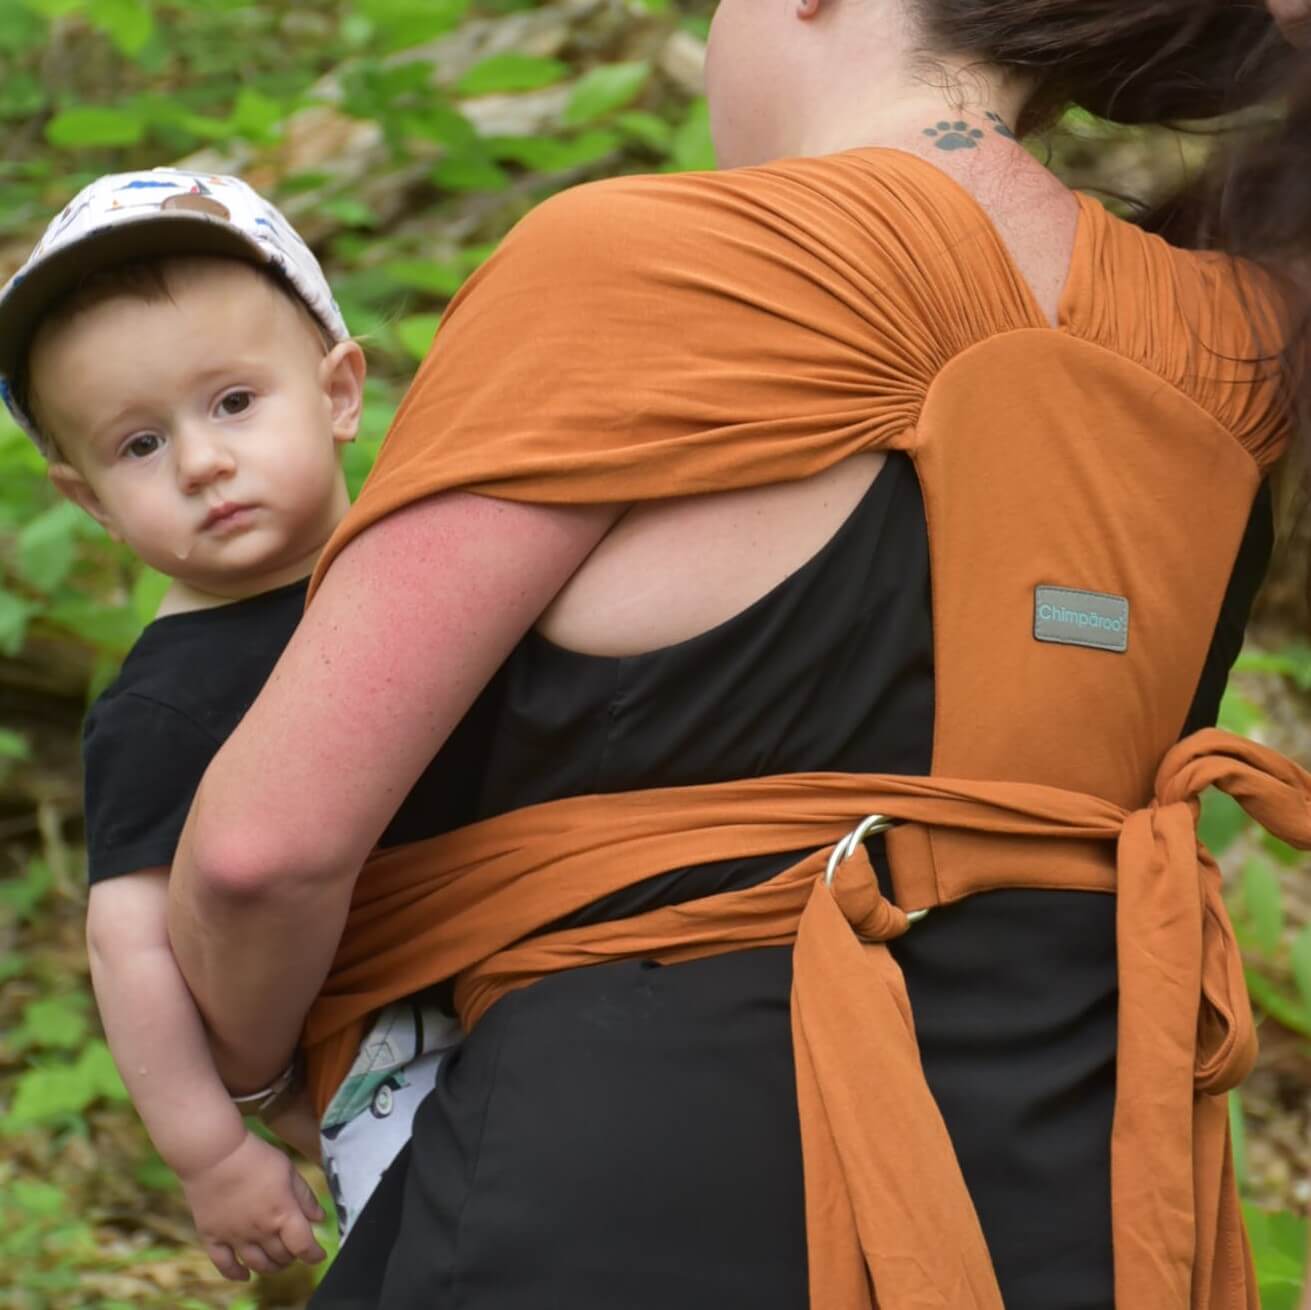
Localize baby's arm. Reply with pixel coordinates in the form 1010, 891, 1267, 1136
86, 870, 325, 1281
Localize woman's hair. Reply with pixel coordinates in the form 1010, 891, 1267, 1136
921, 0, 1311, 618
920, 1, 1296, 130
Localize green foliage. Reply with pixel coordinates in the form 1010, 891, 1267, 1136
563, 60, 651, 126
4, 1039, 129, 1130
1245, 1204, 1309, 1310
456, 52, 569, 95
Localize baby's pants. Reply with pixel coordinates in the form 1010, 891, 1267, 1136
319, 995, 461, 1237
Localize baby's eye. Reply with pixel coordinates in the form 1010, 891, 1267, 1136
217, 389, 254, 417
122, 433, 162, 460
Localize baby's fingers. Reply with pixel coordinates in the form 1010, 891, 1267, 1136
236, 1242, 281, 1277
281, 1207, 328, 1266
291, 1167, 326, 1225
282, 1180, 327, 1265
257, 1233, 295, 1268
205, 1240, 250, 1283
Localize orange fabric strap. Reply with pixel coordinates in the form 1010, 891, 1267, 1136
305, 729, 1310, 1309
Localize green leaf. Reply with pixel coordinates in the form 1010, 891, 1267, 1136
1235, 642, 1311, 692
456, 53, 569, 96
669, 97, 716, 172
616, 109, 673, 150
131, 566, 170, 625
1242, 1202, 1308, 1306
394, 313, 443, 361
562, 61, 651, 127
1257, 1283, 1302, 1310
79, 1038, 130, 1101
44, 595, 143, 654
0, 71, 46, 120
22, 0, 81, 17
135, 1152, 180, 1193
1263, 835, 1304, 867
4, 1063, 95, 1129
1291, 925, 1311, 1015
488, 129, 617, 172
1217, 688, 1263, 736
86, 0, 153, 56
0, 728, 30, 761
11, 1180, 65, 1218
1198, 789, 1249, 858
354, 0, 468, 51
0, 858, 52, 921
321, 197, 379, 229
401, 102, 478, 148
1242, 856, 1284, 957
430, 150, 508, 192
230, 87, 284, 141
19, 995, 89, 1051
17, 500, 81, 593
45, 105, 146, 149
383, 258, 466, 296
0, 1, 47, 55
0, 588, 36, 656
1228, 1091, 1247, 1192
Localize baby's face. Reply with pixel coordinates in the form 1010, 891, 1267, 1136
30, 262, 359, 600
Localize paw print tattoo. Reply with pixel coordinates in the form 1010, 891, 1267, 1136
923, 121, 985, 151
986, 111, 1017, 141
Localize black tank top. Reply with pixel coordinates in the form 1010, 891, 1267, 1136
474, 453, 1269, 908
460, 452, 1271, 1299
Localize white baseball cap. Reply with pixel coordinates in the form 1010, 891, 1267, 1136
0, 168, 350, 451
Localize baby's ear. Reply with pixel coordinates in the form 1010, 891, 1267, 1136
48, 461, 120, 540
321, 341, 367, 445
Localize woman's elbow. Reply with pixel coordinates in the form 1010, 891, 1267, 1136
184, 820, 348, 905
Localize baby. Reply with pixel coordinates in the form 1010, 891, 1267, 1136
0, 170, 460, 1279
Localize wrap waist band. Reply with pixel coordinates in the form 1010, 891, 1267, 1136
305, 729, 1311, 1309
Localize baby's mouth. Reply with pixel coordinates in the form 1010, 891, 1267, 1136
201, 501, 253, 531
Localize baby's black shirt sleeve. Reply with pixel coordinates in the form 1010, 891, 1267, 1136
83, 692, 219, 881
80, 580, 308, 886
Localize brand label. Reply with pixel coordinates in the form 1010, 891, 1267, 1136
1034, 586, 1129, 654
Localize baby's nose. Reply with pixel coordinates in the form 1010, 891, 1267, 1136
177, 431, 236, 488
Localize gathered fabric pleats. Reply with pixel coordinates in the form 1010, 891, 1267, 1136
302, 729, 1310, 1309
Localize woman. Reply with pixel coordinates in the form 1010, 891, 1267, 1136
166, 1, 1311, 1307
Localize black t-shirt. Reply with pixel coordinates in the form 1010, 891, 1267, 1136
83, 578, 500, 883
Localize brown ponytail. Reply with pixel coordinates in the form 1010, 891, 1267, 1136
921, 0, 1295, 131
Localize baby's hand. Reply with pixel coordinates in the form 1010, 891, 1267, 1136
179, 1129, 326, 1281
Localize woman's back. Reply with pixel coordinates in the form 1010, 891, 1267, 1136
536, 140, 1078, 660
313, 151, 1284, 1309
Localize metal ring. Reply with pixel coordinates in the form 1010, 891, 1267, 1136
823, 814, 930, 924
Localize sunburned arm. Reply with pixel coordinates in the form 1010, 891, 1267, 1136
167, 491, 619, 1091
87, 872, 325, 1280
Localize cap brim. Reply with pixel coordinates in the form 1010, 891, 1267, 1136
0, 213, 271, 382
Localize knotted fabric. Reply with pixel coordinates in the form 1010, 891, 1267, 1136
303, 729, 1310, 1309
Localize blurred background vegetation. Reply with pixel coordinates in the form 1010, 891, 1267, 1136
0, 1, 1307, 1306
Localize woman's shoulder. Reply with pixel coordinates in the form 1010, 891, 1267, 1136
461, 149, 1047, 361
1064, 196, 1293, 469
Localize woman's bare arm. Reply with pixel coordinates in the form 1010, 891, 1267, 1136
166, 491, 618, 1092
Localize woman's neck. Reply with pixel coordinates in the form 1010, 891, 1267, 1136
790, 65, 1032, 166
